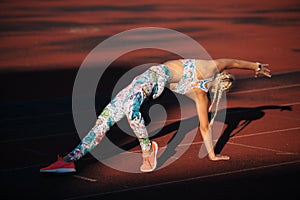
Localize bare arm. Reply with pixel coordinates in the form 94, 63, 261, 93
214, 58, 271, 78
186, 90, 230, 161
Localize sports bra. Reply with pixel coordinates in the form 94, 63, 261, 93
171, 59, 214, 94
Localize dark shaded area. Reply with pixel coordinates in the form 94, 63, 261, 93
1, 156, 299, 200
0, 68, 77, 102
55, 4, 159, 13
83, 163, 300, 200
292, 48, 300, 52
251, 7, 300, 14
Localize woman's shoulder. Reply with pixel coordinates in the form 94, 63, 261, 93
194, 59, 219, 77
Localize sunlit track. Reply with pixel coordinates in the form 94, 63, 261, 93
227, 141, 298, 155
281, 102, 300, 106
230, 126, 300, 139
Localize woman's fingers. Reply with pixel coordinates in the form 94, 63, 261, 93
262, 65, 272, 77
255, 63, 271, 78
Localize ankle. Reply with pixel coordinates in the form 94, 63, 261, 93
62, 156, 73, 163
142, 148, 153, 157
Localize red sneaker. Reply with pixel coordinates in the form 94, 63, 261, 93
40, 155, 76, 173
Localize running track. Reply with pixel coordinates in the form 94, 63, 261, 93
1, 0, 299, 199
0, 69, 299, 199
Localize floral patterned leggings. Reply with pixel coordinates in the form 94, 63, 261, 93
68, 65, 170, 161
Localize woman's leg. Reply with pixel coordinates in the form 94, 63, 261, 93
65, 102, 125, 162
40, 99, 125, 173
124, 90, 158, 172
127, 109, 152, 154
123, 66, 170, 172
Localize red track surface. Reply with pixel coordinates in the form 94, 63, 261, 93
0, 0, 299, 199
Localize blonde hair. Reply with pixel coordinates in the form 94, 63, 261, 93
209, 71, 234, 126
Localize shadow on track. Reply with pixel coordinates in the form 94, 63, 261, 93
214, 105, 292, 154
76, 104, 292, 169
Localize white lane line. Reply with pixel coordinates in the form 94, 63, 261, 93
281, 102, 300, 106
72, 175, 98, 183
232, 126, 300, 139
64, 159, 300, 200
229, 83, 300, 95
227, 141, 298, 155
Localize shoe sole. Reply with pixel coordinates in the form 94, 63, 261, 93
141, 141, 158, 172
40, 168, 76, 173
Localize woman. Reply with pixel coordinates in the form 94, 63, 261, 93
40, 58, 271, 173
